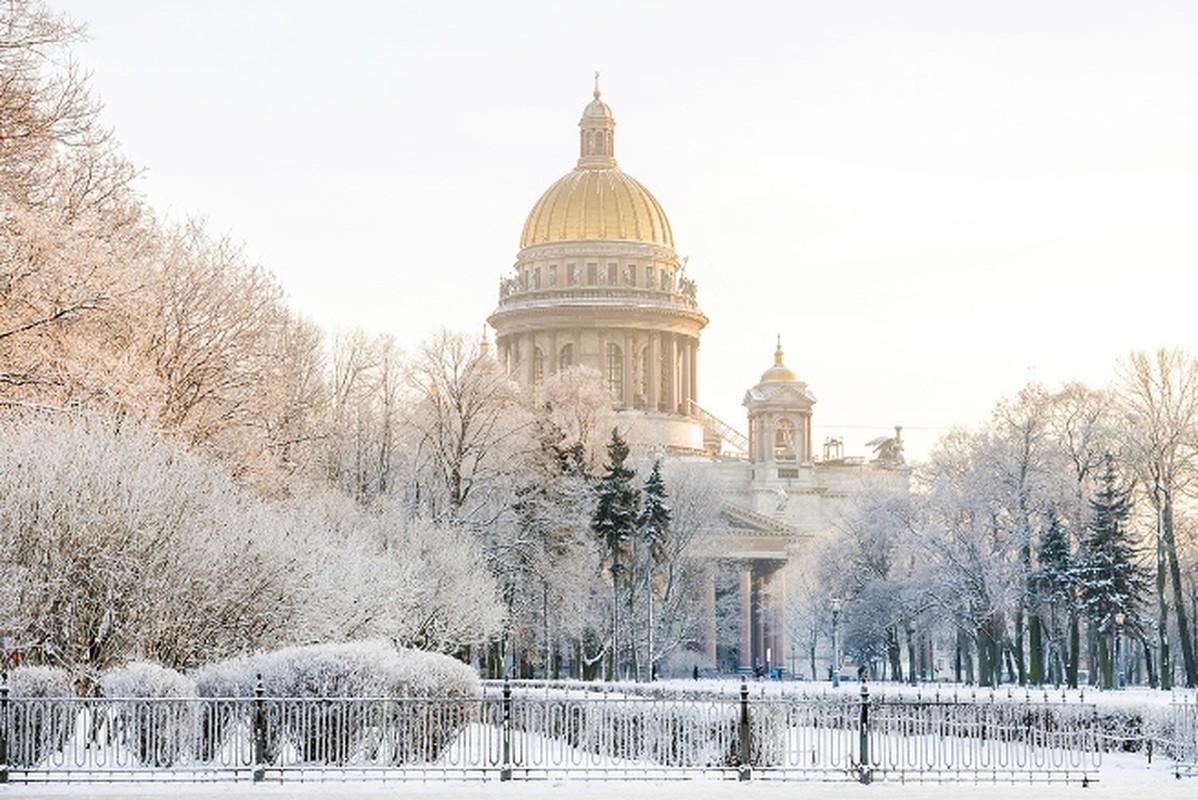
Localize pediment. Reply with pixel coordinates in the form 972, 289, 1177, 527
743, 383, 817, 409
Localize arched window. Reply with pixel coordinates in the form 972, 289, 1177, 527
607, 342, 623, 402
533, 347, 544, 387
559, 343, 573, 369
774, 418, 798, 463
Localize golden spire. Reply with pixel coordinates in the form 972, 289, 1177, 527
775, 334, 784, 366
594, 70, 601, 98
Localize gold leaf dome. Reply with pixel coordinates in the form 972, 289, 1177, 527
520, 169, 673, 248
519, 82, 674, 249
761, 337, 798, 383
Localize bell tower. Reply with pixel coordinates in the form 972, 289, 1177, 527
744, 337, 815, 479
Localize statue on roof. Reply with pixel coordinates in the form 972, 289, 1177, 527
866, 426, 905, 467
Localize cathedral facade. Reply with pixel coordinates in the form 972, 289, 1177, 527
488, 85, 908, 675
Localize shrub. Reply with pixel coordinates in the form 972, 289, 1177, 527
6, 666, 77, 768
192, 641, 480, 765
99, 662, 198, 767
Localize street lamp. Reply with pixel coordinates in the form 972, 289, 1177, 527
1114, 612, 1126, 689
831, 598, 842, 688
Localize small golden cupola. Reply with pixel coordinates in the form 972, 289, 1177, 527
760, 336, 798, 383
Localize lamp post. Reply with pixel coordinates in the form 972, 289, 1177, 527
1114, 612, 1126, 689
831, 598, 842, 688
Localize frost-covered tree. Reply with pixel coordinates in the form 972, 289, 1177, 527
1031, 510, 1081, 686
402, 330, 532, 523
0, 412, 294, 686
819, 483, 922, 681
1076, 454, 1151, 689
1119, 347, 1198, 688
492, 415, 601, 678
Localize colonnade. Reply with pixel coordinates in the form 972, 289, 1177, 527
498, 327, 700, 414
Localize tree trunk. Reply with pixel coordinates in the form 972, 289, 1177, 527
1067, 612, 1080, 689
907, 627, 918, 685
1028, 611, 1044, 685
1164, 495, 1198, 686
1142, 636, 1158, 689
887, 626, 903, 683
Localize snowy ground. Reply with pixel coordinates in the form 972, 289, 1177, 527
1, 751, 1193, 800
0, 762, 1192, 800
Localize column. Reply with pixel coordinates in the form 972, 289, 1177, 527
622, 330, 633, 408
646, 332, 659, 411
665, 335, 678, 413
804, 413, 813, 463
680, 337, 693, 413
739, 568, 752, 671
519, 335, 535, 388
548, 331, 558, 375
689, 340, 699, 409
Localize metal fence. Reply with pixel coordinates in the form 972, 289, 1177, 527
1173, 693, 1198, 778
0, 677, 1109, 785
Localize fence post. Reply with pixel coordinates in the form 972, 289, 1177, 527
857, 674, 872, 784
500, 678, 512, 781
1, 670, 9, 785
737, 677, 751, 781
253, 674, 266, 783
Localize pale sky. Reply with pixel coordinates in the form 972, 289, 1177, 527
54, 0, 1198, 462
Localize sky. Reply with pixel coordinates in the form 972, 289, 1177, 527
51, 0, 1198, 462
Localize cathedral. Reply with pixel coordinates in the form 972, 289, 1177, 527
488, 83, 908, 675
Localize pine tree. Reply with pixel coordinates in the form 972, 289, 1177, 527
635, 458, 671, 679
1076, 453, 1150, 689
638, 459, 671, 567
591, 427, 639, 679
1034, 510, 1079, 687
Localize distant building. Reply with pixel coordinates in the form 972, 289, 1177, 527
488, 84, 908, 673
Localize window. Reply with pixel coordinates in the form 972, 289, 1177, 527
645, 266, 655, 288
587, 263, 598, 284
532, 267, 541, 290
533, 347, 544, 387
607, 263, 618, 285
606, 343, 623, 401
548, 265, 557, 287
569, 264, 580, 286
624, 265, 636, 286
774, 418, 798, 463
559, 343, 573, 369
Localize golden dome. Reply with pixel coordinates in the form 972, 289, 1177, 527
521, 169, 673, 248
519, 82, 674, 249
760, 336, 797, 383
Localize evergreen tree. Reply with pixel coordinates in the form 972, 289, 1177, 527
1033, 510, 1079, 687
635, 458, 671, 679
591, 428, 639, 679
1076, 453, 1151, 689
638, 459, 671, 567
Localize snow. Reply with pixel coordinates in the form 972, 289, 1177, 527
0, 756, 1193, 800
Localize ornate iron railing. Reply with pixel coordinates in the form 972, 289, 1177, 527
0, 677, 1119, 785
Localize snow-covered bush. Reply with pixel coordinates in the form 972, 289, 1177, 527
193, 640, 479, 698
99, 662, 198, 767
193, 641, 480, 764
100, 662, 197, 697
6, 666, 77, 768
